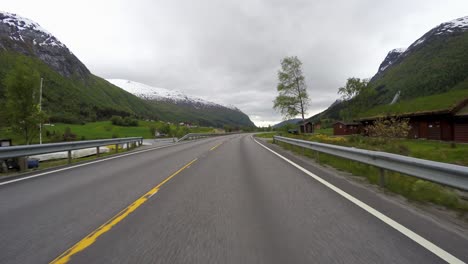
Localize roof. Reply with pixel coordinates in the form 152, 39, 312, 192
358, 95, 468, 121
333, 121, 360, 126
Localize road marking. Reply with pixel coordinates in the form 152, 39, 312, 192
210, 142, 223, 151
49, 158, 198, 264
252, 137, 464, 264
0, 139, 204, 187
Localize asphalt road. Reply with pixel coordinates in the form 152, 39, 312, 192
0, 134, 467, 263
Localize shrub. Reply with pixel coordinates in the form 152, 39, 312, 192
110, 115, 139, 127
63, 127, 76, 141
110, 115, 123, 126
149, 126, 156, 137
366, 117, 410, 138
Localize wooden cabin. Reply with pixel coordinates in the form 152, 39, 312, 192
333, 122, 361, 136
359, 99, 468, 142
300, 121, 314, 134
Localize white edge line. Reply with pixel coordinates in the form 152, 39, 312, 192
252, 136, 463, 264
0, 139, 200, 187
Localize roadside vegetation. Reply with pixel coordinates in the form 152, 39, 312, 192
271, 132, 468, 214
0, 121, 215, 145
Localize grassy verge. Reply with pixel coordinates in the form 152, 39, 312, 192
280, 133, 468, 166
0, 121, 215, 145
275, 140, 468, 214
254, 132, 277, 138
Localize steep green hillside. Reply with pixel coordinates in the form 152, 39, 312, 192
310, 21, 468, 123
371, 32, 468, 105
0, 52, 158, 123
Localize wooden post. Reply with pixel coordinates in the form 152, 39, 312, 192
126, 143, 130, 151
315, 151, 320, 163
115, 144, 119, 153
18, 157, 28, 171
96, 146, 100, 157
67, 150, 72, 164
379, 168, 386, 187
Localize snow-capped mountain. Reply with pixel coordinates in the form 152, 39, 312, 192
108, 79, 240, 111
0, 12, 89, 79
373, 16, 468, 79
377, 48, 406, 73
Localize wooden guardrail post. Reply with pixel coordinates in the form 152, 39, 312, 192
96, 146, 100, 157
115, 144, 119, 153
67, 150, 72, 164
18, 157, 28, 171
379, 168, 386, 187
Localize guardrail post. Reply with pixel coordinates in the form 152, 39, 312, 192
126, 143, 130, 151
315, 151, 320, 163
379, 168, 386, 187
115, 144, 119, 153
18, 157, 27, 171
96, 146, 100, 157
67, 150, 72, 164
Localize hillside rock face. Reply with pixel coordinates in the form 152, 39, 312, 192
0, 12, 89, 79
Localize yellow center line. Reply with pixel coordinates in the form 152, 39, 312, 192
210, 142, 223, 151
50, 158, 198, 264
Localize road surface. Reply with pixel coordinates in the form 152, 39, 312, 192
0, 134, 467, 263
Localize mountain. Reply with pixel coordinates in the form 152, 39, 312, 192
272, 118, 302, 129
0, 12, 158, 123
108, 79, 255, 128
309, 16, 468, 123
0, 12, 254, 128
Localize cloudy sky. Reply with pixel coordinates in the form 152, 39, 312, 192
2, 0, 467, 126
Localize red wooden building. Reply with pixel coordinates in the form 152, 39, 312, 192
300, 121, 314, 134
359, 99, 468, 142
333, 122, 361, 136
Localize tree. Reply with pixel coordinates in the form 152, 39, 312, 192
337, 77, 368, 101
337, 77, 375, 121
273, 56, 310, 122
4, 58, 47, 144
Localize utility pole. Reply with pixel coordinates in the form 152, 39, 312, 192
39, 77, 43, 144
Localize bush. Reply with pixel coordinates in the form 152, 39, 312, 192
149, 126, 156, 137
63, 127, 76, 141
110, 115, 139, 127
366, 117, 410, 138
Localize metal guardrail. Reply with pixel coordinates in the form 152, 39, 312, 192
177, 133, 227, 142
273, 136, 468, 191
0, 137, 143, 160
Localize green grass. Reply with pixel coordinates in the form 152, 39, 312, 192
276, 140, 468, 214
360, 88, 468, 119
254, 132, 276, 138
282, 133, 468, 166
314, 128, 333, 135
0, 121, 215, 145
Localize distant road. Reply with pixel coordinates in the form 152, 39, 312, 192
0, 134, 467, 263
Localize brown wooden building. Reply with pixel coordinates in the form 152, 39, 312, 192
333, 122, 361, 136
359, 99, 468, 142
300, 121, 314, 134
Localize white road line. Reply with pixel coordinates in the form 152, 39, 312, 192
0, 138, 207, 187
252, 136, 464, 264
